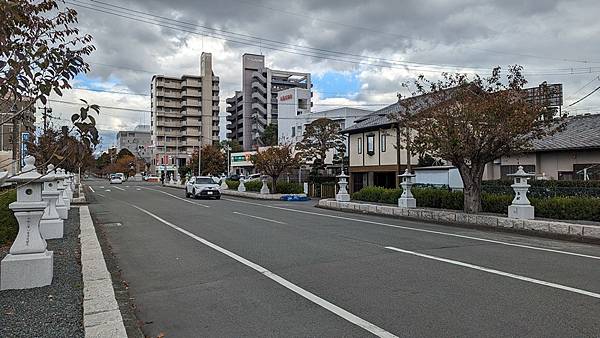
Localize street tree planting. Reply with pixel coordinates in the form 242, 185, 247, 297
251, 144, 300, 193
296, 118, 346, 176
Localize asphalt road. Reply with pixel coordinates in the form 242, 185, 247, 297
85, 178, 600, 337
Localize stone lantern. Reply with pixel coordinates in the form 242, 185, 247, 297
40, 164, 64, 239
66, 171, 74, 201
507, 166, 535, 219
59, 169, 71, 210
260, 175, 270, 194
220, 177, 228, 190
238, 178, 246, 192
335, 171, 350, 202
55, 168, 68, 220
398, 169, 416, 208
1, 156, 53, 290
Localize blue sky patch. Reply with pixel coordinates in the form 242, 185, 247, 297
312, 71, 360, 99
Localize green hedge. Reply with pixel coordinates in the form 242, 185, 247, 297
351, 186, 600, 221
0, 189, 18, 245
226, 179, 303, 194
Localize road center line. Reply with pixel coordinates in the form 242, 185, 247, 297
142, 187, 210, 208
385, 246, 600, 299
97, 193, 105, 198
232, 211, 287, 224
88, 186, 95, 193
129, 204, 397, 338
113, 186, 126, 191
223, 198, 600, 261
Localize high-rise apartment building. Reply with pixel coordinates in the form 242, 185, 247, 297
226, 54, 311, 150
116, 125, 152, 165
151, 53, 220, 176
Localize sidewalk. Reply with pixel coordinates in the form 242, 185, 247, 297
318, 199, 600, 241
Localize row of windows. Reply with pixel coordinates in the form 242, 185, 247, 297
357, 134, 387, 155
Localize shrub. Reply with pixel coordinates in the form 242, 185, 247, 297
226, 179, 239, 190
276, 182, 304, 194
0, 189, 18, 245
351, 185, 600, 221
244, 180, 263, 192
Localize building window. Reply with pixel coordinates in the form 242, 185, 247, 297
357, 137, 362, 154
291, 127, 295, 137
366, 134, 375, 155
381, 134, 386, 152
297, 126, 302, 136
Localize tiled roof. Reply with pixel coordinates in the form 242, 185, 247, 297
531, 113, 600, 151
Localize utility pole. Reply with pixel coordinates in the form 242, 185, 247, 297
11, 107, 19, 173
39, 106, 52, 134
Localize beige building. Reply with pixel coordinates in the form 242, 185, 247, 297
485, 113, 600, 180
150, 53, 220, 176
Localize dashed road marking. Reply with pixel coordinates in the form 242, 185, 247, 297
386, 246, 600, 299
113, 186, 126, 191
88, 186, 95, 193
130, 204, 398, 338
223, 198, 600, 261
232, 211, 287, 224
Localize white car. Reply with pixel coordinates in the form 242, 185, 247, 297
109, 174, 122, 184
185, 176, 221, 199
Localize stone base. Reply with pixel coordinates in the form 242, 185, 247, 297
336, 193, 350, 202
398, 197, 416, 208
40, 218, 64, 239
1, 251, 54, 290
508, 205, 535, 220
57, 206, 68, 220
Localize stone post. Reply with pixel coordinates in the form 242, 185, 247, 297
55, 169, 68, 220
260, 175, 270, 194
1, 156, 54, 290
335, 171, 350, 202
40, 164, 64, 239
238, 178, 246, 192
398, 169, 416, 208
220, 177, 228, 190
507, 166, 535, 219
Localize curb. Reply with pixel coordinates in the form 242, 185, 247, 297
318, 199, 600, 242
79, 206, 127, 337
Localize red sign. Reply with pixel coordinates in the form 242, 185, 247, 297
279, 94, 293, 101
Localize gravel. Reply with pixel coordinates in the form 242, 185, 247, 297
0, 209, 84, 338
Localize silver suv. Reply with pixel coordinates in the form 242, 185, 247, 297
185, 176, 221, 199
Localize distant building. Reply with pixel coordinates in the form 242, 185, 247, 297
0, 97, 36, 174
151, 52, 220, 177
116, 125, 152, 168
226, 54, 311, 150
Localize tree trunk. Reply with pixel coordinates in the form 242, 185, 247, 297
458, 164, 484, 214
271, 175, 279, 194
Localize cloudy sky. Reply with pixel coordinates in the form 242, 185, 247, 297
45, 0, 600, 152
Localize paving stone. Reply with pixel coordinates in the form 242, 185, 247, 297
476, 215, 499, 227
547, 222, 570, 235
84, 309, 124, 328
85, 321, 127, 338
583, 225, 600, 239
407, 209, 422, 219
437, 211, 457, 222
569, 224, 584, 236
523, 220, 550, 232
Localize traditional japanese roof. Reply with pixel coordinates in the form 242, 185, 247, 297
530, 113, 600, 152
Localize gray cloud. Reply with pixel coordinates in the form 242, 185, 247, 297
46, 0, 600, 143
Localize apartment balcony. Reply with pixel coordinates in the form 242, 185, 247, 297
181, 89, 201, 97
212, 95, 219, 101
157, 81, 181, 90
181, 139, 201, 147
226, 113, 236, 122
182, 100, 201, 107
160, 130, 180, 137
154, 110, 181, 118
212, 105, 219, 111
252, 102, 267, 116
251, 81, 266, 94
252, 91, 267, 104
155, 90, 181, 99
226, 96, 236, 104
226, 132, 234, 139
252, 71, 266, 83
157, 120, 181, 128
212, 85, 219, 91
157, 100, 181, 109
181, 79, 201, 88
181, 119, 201, 127
252, 123, 265, 134
182, 109, 201, 117
253, 113, 267, 126
181, 130, 199, 137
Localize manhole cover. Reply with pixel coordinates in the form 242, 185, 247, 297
101, 222, 123, 227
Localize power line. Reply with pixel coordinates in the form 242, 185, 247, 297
571, 75, 600, 96
68, 0, 600, 76
567, 86, 600, 107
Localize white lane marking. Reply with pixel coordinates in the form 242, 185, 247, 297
97, 193, 105, 197
223, 198, 600, 261
105, 189, 111, 192
142, 187, 210, 208
113, 186, 126, 191
386, 246, 600, 299
99, 186, 105, 189
88, 186, 95, 193
130, 204, 397, 338
232, 211, 287, 225
136, 188, 141, 191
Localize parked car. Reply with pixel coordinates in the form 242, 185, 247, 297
247, 173, 262, 181
109, 174, 122, 184
185, 176, 221, 199
228, 174, 240, 181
